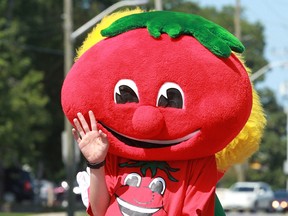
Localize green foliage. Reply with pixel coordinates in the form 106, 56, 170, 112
0, 19, 50, 167
246, 88, 287, 189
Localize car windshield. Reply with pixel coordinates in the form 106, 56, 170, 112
274, 191, 288, 198
231, 186, 254, 192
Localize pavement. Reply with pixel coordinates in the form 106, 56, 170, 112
31, 213, 67, 216
0, 201, 86, 216
31, 212, 85, 216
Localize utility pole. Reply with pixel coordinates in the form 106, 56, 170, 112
233, 0, 246, 182
154, 0, 163, 10
280, 82, 288, 190
234, 0, 241, 40
63, 0, 76, 215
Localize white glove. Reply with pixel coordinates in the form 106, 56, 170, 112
76, 167, 91, 208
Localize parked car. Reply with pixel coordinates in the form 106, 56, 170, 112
34, 179, 55, 207
271, 190, 288, 212
220, 181, 274, 212
3, 167, 34, 202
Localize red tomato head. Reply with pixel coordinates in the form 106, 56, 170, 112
61, 11, 252, 161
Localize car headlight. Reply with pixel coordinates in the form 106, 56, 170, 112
272, 200, 280, 209
281, 201, 288, 209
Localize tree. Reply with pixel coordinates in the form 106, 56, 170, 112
247, 88, 287, 189
1, 0, 130, 182
0, 0, 64, 181
0, 18, 50, 166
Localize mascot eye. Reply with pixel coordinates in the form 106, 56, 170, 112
157, 82, 184, 109
124, 173, 141, 187
149, 177, 166, 195
114, 79, 139, 104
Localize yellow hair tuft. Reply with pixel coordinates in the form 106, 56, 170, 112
75, 8, 144, 60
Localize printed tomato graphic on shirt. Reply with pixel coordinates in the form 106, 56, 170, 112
114, 161, 179, 216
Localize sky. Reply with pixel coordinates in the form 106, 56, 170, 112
196, 0, 288, 104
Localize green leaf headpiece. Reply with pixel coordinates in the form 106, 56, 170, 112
101, 11, 245, 58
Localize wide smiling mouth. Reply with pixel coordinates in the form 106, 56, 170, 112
116, 197, 161, 215
101, 123, 200, 149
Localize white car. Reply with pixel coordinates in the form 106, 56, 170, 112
219, 182, 274, 212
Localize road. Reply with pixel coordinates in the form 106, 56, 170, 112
30, 212, 287, 216
226, 211, 288, 216
30, 211, 288, 216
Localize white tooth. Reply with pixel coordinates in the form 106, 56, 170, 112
117, 197, 160, 214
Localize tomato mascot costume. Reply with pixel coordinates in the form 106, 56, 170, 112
61, 9, 266, 216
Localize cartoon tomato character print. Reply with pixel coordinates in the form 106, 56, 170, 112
116, 173, 165, 216
103, 160, 187, 216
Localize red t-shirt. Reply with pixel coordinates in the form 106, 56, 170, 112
87, 154, 217, 216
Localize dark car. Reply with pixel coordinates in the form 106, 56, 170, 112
4, 167, 34, 202
271, 190, 288, 212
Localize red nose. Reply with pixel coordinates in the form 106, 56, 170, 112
132, 106, 164, 137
